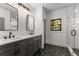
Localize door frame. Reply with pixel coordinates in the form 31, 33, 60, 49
44, 19, 46, 44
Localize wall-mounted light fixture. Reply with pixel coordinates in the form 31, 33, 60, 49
18, 3, 30, 11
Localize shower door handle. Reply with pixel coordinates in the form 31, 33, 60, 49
71, 30, 76, 36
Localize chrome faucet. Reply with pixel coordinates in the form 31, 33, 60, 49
9, 32, 12, 38
3, 32, 15, 39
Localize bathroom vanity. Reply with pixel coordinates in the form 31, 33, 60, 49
0, 34, 42, 56
0, 3, 41, 56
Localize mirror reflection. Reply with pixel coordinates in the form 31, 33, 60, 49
0, 3, 18, 31
26, 14, 35, 34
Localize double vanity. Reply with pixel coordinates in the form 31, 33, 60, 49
0, 34, 42, 56
0, 3, 39, 56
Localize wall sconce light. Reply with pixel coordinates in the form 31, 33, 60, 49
18, 3, 30, 11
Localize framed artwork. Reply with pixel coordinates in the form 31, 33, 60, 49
50, 18, 61, 31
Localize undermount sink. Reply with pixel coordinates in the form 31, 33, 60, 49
13, 37, 20, 39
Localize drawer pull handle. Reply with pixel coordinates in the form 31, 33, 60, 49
14, 44, 19, 46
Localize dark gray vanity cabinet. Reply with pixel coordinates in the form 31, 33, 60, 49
21, 35, 41, 56
28, 35, 42, 56
34, 35, 41, 53
0, 39, 29, 56
18, 39, 29, 56
0, 50, 15, 56
12, 39, 29, 56
28, 38, 35, 56
0, 35, 42, 56
0, 42, 18, 56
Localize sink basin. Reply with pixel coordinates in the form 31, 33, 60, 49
13, 37, 20, 39
3, 36, 21, 40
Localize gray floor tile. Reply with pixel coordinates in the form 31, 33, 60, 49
35, 44, 70, 56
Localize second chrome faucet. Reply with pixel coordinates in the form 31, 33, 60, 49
9, 32, 12, 38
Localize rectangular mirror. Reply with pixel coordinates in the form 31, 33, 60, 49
26, 14, 35, 34
0, 3, 18, 31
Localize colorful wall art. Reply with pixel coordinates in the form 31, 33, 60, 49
50, 18, 61, 31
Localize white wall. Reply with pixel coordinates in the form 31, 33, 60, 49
66, 6, 75, 48
34, 7, 42, 35
43, 7, 47, 19
46, 8, 68, 47
34, 6, 44, 48
42, 7, 47, 45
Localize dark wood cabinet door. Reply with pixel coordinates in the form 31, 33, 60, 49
19, 45, 28, 56
28, 38, 35, 56
34, 35, 41, 51
14, 40, 29, 56
0, 49, 15, 56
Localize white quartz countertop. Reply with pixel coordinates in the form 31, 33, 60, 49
0, 34, 41, 46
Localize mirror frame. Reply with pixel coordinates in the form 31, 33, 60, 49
26, 14, 35, 32
0, 3, 18, 31
7, 3, 18, 31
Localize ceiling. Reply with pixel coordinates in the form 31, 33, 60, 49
29, 3, 74, 11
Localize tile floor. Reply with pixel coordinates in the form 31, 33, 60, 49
34, 44, 71, 56
73, 48, 79, 56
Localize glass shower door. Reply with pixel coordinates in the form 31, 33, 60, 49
67, 5, 75, 48
74, 4, 79, 48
